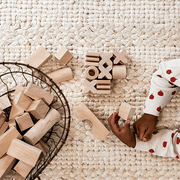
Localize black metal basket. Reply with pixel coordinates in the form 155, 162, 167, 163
0, 62, 71, 180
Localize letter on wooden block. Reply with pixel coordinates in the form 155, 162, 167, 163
0, 154, 17, 180
23, 108, 60, 145
112, 65, 126, 79
27, 99, 49, 119
15, 113, 34, 131
47, 67, 73, 83
54, 47, 73, 66
24, 82, 54, 105
0, 95, 11, 110
84, 66, 99, 80
82, 79, 97, 93
118, 102, 136, 120
0, 127, 22, 158
113, 50, 127, 64
7, 139, 42, 167
25, 46, 51, 69
73, 103, 110, 141
98, 53, 113, 79
0, 121, 9, 136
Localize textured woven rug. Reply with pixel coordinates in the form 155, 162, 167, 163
2, 0, 180, 179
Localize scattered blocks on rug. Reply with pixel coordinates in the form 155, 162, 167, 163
83, 50, 127, 94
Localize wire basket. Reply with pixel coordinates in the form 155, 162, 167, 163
0, 62, 71, 180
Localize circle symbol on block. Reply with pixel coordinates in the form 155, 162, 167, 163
85, 66, 99, 80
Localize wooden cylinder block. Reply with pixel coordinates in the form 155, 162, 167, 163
112, 65, 126, 79
85, 66, 99, 80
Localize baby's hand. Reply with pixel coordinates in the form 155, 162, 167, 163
133, 113, 158, 142
108, 112, 136, 148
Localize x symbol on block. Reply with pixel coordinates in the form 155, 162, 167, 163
83, 79, 97, 93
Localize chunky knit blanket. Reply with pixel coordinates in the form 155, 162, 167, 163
2, 0, 180, 179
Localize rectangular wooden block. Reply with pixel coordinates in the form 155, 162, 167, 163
84, 61, 99, 67
9, 103, 24, 121
7, 139, 42, 167
27, 99, 49, 119
0, 95, 11, 110
86, 52, 100, 57
24, 82, 54, 105
86, 57, 99, 62
0, 154, 17, 180
96, 80, 111, 85
14, 85, 26, 98
0, 127, 22, 158
39, 140, 49, 153
35, 142, 46, 156
96, 84, 111, 90
25, 46, 51, 69
54, 46, 73, 66
0, 121, 9, 136
15, 113, 34, 131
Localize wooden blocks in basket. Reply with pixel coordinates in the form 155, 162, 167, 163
83, 50, 127, 94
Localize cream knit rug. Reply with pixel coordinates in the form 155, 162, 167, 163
2, 0, 180, 179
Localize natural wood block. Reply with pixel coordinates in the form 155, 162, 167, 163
14, 161, 33, 178
39, 140, 49, 153
27, 99, 49, 119
0, 122, 9, 136
112, 65, 126, 79
7, 139, 42, 167
14, 92, 33, 111
86, 57, 99, 62
47, 67, 73, 83
82, 79, 97, 94
113, 49, 127, 64
35, 142, 46, 156
86, 52, 100, 57
9, 103, 24, 121
84, 61, 99, 67
15, 113, 34, 131
0, 117, 5, 128
54, 46, 73, 66
8, 119, 16, 128
118, 102, 136, 120
10, 172, 24, 180
96, 84, 111, 90
73, 103, 110, 141
14, 85, 26, 98
25, 46, 51, 69
0, 154, 17, 180
84, 66, 99, 80
0, 127, 22, 158
24, 82, 54, 105
0, 95, 11, 110
96, 80, 111, 85
23, 108, 60, 145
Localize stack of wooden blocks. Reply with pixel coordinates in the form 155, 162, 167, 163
83, 50, 127, 94
0, 83, 61, 180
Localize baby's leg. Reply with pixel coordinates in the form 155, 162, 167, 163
135, 128, 180, 159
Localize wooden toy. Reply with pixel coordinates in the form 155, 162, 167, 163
112, 65, 126, 79
118, 102, 136, 120
86, 52, 100, 57
84, 66, 99, 80
39, 140, 49, 153
82, 79, 97, 93
84, 61, 99, 67
27, 99, 49, 119
14, 92, 33, 111
9, 104, 24, 121
25, 46, 51, 69
0, 117, 5, 128
14, 161, 33, 178
23, 108, 60, 145
0, 95, 11, 110
113, 50, 127, 64
7, 138, 42, 167
0, 154, 16, 180
9, 171, 24, 180
24, 82, 54, 105
98, 52, 113, 79
8, 119, 16, 128
47, 67, 73, 83
0, 127, 22, 158
14, 85, 25, 98
96, 80, 111, 85
35, 142, 46, 156
86, 57, 99, 62
0, 122, 9, 136
73, 103, 110, 141
15, 113, 34, 131
54, 46, 73, 66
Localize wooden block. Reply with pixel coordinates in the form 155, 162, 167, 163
0, 122, 9, 136
0, 117, 5, 128
14, 85, 26, 98
24, 82, 54, 105
35, 142, 46, 156
14, 161, 33, 178
86, 52, 100, 57
73, 103, 110, 141
112, 65, 126, 79
54, 47, 73, 66
47, 67, 73, 83
118, 102, 136, 120
96, 80, 111, 85
14, 92, 33, 111
0, 127, 22, 158
7, 139, 42, 167
96, 84, 111, 90
86, 57, 99, 62
84, 61, 99, 67
9, 104, 24, 121
15, 113, 34, 131
39, 140, 49, 153
10, 172, 24, 180
8, 119, 16, 128
113, 50, 127, 64
27, 99, 49, 119
23, 108, 60, 145
0, 95, 11, 110
98, 53, 113, 79
25, 46, 51, 69
82, 79, 97, 94
0, 111, 4, 119
84, 66, 99, 80
0, 154, 17, 180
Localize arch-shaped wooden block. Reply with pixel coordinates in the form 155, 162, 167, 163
84, 66, 99, 80
112, 65, 126, 79
73, 103, 110, 141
